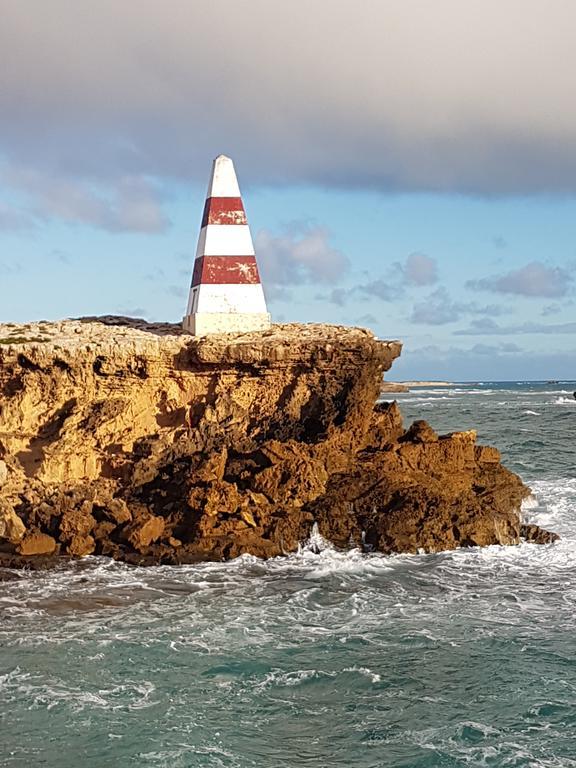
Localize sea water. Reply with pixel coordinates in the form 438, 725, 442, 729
1, 382, 575, 767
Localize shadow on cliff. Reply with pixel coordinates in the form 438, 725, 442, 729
75, 315, 186, 337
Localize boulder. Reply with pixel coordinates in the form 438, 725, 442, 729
17, 532, 57, 556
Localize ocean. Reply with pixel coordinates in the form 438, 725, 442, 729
1, 382, 575, 767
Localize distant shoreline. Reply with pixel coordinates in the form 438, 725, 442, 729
387, 380, 576, 387
393, 381, 454, 387
380, 380, 455, 394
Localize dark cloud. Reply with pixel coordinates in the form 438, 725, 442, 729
455, 318, 576, 335
2, 1, 576, 195
466, 261, 573, 298
410, 287, 510, 325
256, 224, 349, 288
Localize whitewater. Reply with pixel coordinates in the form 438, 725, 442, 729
1, 382, 575, 767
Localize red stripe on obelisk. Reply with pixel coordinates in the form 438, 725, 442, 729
201, 197, 247, 226
192, 256, 261, 286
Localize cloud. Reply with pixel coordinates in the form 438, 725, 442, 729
317, 276, 399, 306
466, 261, 573, 298
318, 288, 349, 307
399, 252, 438, 286
318, 252, 438, 307
392, 342, 576, 381
2, 167, 170, 233
410, 287, 510, 325
358, 279, 398, 302
2, 1, 576, 195
256, 224, 348, 288
365, 252, 438, 297
455, 318, 576, 335
411, 288, 460, 325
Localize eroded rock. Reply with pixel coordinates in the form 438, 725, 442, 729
0, 502, 26, 543
0, 316, 556, 565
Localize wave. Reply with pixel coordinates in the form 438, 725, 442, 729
392, 395, 454, 402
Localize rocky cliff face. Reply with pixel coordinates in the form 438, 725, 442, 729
0, 317, 556, 566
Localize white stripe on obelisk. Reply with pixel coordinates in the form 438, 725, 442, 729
195, 225, 255, 259
189, 283, 268, 314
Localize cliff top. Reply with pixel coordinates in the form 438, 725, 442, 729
0, 316, 402, 366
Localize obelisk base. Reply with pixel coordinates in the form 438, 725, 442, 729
182, 312, 271, 336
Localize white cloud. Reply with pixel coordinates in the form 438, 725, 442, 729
255, 224, 349, 287
400, 253, 438, 286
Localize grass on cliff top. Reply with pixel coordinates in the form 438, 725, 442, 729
0, 336, 49, 344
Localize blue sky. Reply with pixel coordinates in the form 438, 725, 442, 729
1, 0, 575, 380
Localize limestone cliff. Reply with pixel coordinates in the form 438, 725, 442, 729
0, 317, 556, 566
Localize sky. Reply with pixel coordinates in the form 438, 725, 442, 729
1, 0, 575, 380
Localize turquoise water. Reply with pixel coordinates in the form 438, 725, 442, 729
1, 383, 575, 767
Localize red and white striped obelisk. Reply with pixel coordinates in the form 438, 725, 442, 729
182, 155, 271, 335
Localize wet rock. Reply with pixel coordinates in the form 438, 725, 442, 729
520, 523, 560, 544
